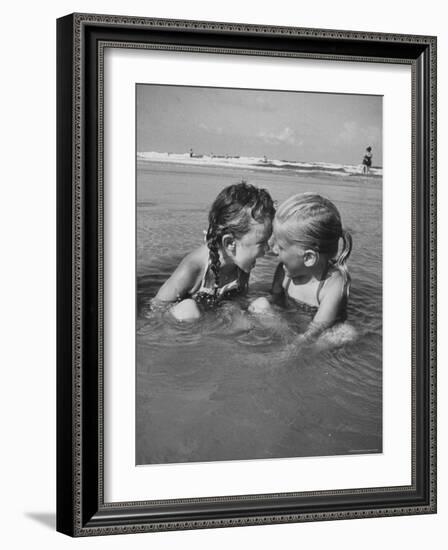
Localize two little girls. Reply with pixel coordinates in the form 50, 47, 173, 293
151, 182, 352, 343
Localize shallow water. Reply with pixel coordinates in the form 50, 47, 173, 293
136, 161, 382, 464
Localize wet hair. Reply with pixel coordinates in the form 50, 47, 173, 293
275, 193, 352, 296
205, 181, 275, 292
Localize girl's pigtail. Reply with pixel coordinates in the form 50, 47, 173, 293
206, 225, 221, 291
335, 230, 352, 298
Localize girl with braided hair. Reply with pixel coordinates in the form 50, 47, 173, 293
249, 193, 353, 344
153, 182, 275, 321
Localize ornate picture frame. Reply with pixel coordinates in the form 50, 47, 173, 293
57, 13, 436, 536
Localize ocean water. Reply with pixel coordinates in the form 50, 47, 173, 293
136, 160, 382, 465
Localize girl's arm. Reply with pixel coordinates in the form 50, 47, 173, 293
270, 263, 287, 307
311, 274, 344, 327
304, 272, 345, 339
247, 263, 286, 312
153, 253, 202, 304
288, 273, 345, 352
249, 262, 284, 313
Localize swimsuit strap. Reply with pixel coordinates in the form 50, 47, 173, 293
284, 267, 292, 294
195, 260, 241, 297
199, 260, 214, 291
315, 263, 331, 305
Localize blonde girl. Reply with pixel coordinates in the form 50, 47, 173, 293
250, 193, 352, 342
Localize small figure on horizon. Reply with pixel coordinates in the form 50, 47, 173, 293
361, 146, 373, 175
189, 148, 194, 158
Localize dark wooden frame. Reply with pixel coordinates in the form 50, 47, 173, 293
57, 13, 437, 537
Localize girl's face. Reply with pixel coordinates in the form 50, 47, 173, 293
231, 220, 272, 273
272, 223, 307, 278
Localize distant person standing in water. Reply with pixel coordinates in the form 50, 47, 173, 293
361, 146, 373, 174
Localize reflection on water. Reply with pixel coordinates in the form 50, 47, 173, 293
136, 162, 382, 465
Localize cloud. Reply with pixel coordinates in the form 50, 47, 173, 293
254, 96, 276, 111
198, 122, 224, 135
363, 125, 382, 146
339, 121, 381, 147
258, 127, 301, 146
339, 121, 358, 143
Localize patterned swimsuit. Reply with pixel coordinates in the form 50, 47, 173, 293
191, 261, 247, 310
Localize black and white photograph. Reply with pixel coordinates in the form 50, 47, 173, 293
135, 84, 383, 465
2, 0, 444, 543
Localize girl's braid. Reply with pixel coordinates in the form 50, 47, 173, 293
204, 181, 275, 297
206, 222, 222, 290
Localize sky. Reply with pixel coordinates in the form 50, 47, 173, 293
137, 84, 382, 166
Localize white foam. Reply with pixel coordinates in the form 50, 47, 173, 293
137, 151, 382, 177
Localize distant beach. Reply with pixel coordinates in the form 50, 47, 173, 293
137, 151, 383, 179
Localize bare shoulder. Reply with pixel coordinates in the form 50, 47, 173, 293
320, 268, 345, 299
171, 245, 208, 286
178, 245, 208, 273
155, 245, 207, 301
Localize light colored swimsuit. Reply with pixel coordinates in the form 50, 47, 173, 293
281, 264, 347, 321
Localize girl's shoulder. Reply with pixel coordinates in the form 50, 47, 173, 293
154, 246, 208, 302
170, 245, 208, 291
319, 266, 345, 301
178, 245, 208, 271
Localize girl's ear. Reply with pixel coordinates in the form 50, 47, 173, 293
303, 249, 318, 267
222, 233, 236, 253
